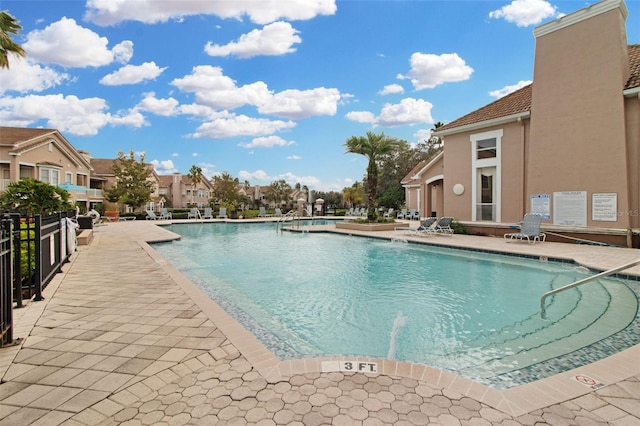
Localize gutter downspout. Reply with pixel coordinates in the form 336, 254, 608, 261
519, 116, 526, 219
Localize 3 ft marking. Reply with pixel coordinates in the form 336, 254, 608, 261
340, 361, 378, 373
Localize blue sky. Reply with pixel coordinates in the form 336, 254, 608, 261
2, 0, 638, 191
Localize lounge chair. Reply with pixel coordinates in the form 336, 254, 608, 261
145, 209, 159, 220
346, 207, 355, 216
383, 208, 394, 218
397, 208, 408, 219
188, 208, 199, 219
275, 208, 283, 217
159, 208, 172, 220
202, 207, 213, 219
504, 213, 546, 244
410, 210, 421, 220
433, 217, 455, 235
358, 207, 366, 216
217, 207, 227, 218
398, 217, 437, 235
258, 206, 267, 217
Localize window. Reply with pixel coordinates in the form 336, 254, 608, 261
471, 130, 502, 222
65, 172, 73, 184
476, 138, 497, 159
39, 167, 60, 185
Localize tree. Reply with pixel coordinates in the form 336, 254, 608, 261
105, 150, 155, 211
0, 178, 73, 215
211, 171, 239, 208
0, 10, 26, 69
264, 179, 292, 207
188, 165, 203, 205
344, 131, 403, 220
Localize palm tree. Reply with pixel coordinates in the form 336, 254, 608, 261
0, 11, 26, 69
188, 165, 203, 206
344, 131, 403, 221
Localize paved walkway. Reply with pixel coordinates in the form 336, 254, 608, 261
0, 219, 638, 425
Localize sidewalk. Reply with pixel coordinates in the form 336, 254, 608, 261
0, 220, 638, 425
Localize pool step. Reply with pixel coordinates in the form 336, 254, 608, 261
459, 280, 638, 380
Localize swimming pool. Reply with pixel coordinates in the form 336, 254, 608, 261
153, 222, 640, 388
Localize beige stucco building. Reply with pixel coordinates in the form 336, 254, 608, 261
403, 0, 640, 247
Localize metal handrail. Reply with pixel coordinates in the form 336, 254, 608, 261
540, 258, 640, 319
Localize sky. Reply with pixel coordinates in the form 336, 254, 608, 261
2, 0, 639, 192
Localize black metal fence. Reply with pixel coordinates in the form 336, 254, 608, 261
0, 211, 75, 347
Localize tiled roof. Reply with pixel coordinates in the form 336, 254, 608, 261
626, 44, 640, 90
0, 127, 56, 144
436, 84, 532, 133
90, 158, 116, 175
438, 44, 640, 134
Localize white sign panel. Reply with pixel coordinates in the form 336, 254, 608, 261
553, 191, 587, 226
591, 193, 617, 222
530, 194, 550, 220
321, 360, 378, 374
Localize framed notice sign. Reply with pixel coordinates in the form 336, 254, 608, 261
530, 194, 550, 220
592, 193, 617, 222
553, 191, 587, 226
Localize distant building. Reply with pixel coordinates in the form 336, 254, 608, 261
402, 0, 640, 247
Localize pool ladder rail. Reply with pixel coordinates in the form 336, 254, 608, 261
540, 258, 640, 319
276, 209, 310, 232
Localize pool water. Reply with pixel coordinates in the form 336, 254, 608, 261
153, 222, 640, 388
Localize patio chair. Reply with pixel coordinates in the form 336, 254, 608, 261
396, 208, 407, 219
275, 208, 283, 217
145, 209, 159, 220
383, 208, 394, 218
188, 208, 199, 219
159, 208, 172, 220
217, 207, 227, 218
411, 210, 421, 220
258, 206, 267, 217
504, 213, 546, 244
202, 207, 213, 219
433, 217, 455, 235
358, 207, 366, 216
398, 217, 437, 236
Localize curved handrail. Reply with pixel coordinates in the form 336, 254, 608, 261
540, 259, 640, 319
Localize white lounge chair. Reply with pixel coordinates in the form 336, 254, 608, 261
145, 209, 159, 220
396, 208, 408, 219
383, 208, 394, 218
188, 208, 199, 219
398, 217, 437, 236
433, 217, 455, 235
258, 206, 267, 217
504, 214, 546, 244
202, 207, 213, 219
217, 207, 227, 218
159, 208, 172, 220
410, 210, 420, 220
275, 208, 283, 217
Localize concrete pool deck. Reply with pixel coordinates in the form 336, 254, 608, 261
0, 218, 638, 425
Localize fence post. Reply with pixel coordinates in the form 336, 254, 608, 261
11, 214, 23, 309
34, 215, 44, 302
1, 214, 14, 347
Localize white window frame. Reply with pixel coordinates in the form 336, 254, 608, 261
65, 172, 73, 184
470, 129, 502, 222
39, 167, 61, 186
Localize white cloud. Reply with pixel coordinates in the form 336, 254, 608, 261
205, 21, 301, 58
85, 0, 337, 26
258, 87, 341, 119
188, 114, 296, 139
136, 93, 180, 116
112, 40, 134, 64
413, 128, 433, 142
100, 62, 167, 85
239, 136, 295, 149
23, 17, 127, 67
172, 66, 342, 118
150, 159, 178, 175
346, 98, 434, 127
345, 111, 376, 124
489, 0, 559, 27
237, 169, 349, 191
0, 58, 71, 94
0, 93, 147, 135
287, 155, 302, 160
489, 80, 532, 99
238, 169, 271, 182
398, 52, 473, 90
379, 84, 404, 95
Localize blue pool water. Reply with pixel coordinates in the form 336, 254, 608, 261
153, 222, 640, 388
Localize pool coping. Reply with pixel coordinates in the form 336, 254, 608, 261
142, 223, 640, 418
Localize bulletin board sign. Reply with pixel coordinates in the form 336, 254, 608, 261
530, 194, 550, 220
553, 191, 586, 226
591, 193, 617, 222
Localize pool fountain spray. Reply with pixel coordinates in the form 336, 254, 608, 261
388, 311, 407, 360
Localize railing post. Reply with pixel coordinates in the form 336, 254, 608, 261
34, 215, 44, 302
11, 214, 23, 309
